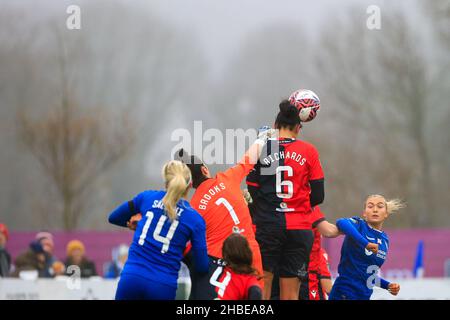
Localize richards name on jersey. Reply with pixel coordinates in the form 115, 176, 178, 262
261, 150, 307, 166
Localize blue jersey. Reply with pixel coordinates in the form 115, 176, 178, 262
331, 217, 390, 300
109, 190, 208, 289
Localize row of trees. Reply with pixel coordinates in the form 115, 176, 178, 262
0, 0, 448, 230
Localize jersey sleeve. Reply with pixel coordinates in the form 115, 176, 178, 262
246, 164, 260, 206
246, 275, 263, 300
310, 206, 326, 228
336, 217, 369, 248
377, 276, 390, 290
308, 145, 324, 181
190, 215, 209, 273
247, 285, 263, 300
246, 164, 260, 188
108, 191, 147, 227
220, 153, 256, 185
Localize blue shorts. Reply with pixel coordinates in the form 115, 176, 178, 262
115, 273, 177, 300
329, 281, 371, 300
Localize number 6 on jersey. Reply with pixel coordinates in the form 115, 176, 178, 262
276, 166, 293, 199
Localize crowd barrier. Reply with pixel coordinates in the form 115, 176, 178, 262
1, 278, 449, 300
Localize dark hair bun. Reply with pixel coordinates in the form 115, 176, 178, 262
274, 99, 301, 130
279, 99, 299, 117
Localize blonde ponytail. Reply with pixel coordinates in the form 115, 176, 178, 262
386, 198, 406, 215
162, 160, 192, 221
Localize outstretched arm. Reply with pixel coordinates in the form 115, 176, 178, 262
316, 220, 341, 238
337, 218, 379, 254
222, 126, 276, 183
336, 218, 369, 248
108, 200, 138, 227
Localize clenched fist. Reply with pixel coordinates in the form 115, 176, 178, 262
127, 213, 142, 231
366, 242, 378, 254
388, 283, 400, 296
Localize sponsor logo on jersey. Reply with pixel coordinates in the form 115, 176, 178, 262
232, 226, 245, 234
297, 263, 308, 278
376, 249, 387, 260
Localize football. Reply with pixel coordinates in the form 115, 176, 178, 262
288, 89, 321, 122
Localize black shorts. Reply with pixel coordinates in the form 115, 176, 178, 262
185, 255, 224, 300
255, 226, 313, 278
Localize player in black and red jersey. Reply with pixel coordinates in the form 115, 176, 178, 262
299, 206, 337, 300
270, 206, 339, 300
246, 99, 325, 300
209, 233, 263, 300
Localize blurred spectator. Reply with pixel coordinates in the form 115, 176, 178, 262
0, 223, 11, 277
64, 240, 97, 278
104, 244, 129, 279
35, 232, 55, 274
35, 231, 65, 277
12, 240, 47, 278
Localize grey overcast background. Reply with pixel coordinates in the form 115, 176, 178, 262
0, 0, 449, 230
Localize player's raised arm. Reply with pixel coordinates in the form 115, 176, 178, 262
222, 126, 276, 184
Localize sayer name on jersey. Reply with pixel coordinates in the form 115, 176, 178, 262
196, 182, 226, 210
152, 199, 185, 215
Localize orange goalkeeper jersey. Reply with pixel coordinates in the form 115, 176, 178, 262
190, 155, 262, 271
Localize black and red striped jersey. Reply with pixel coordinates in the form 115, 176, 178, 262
213, 266, 262, 300
246, 138, 324, 230
186, 256, 262, 300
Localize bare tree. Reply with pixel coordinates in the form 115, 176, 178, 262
17, 98, 134, 230
314, 7, 447, 227
16, 26, 135, 230
0, 1, 209, 229
422, 0, 450, 48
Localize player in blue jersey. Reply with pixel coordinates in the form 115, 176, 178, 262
108, 160, 209, 300
329, 194, 403, 300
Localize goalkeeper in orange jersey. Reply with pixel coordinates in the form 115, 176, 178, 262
175, 126, 274, 299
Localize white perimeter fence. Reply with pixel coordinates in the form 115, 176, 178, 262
0, 277, 449, 300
